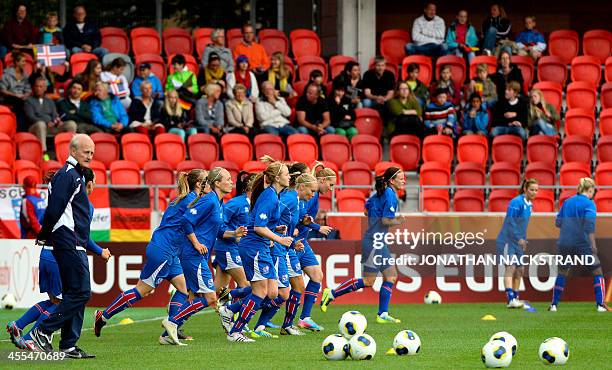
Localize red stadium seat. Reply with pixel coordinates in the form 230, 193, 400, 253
225, 28, 242, 51
560, 162, 591, 201
606, 57, 612, 83
453, 190, 485, 212
14, 160, 41, 184
70, 53, 98, 77
0, 106, 17, 137
380, 29, 410, 66
354, 108, 383, 138
342, 161, 373, 196
144, 160, 174, 196
597, 136, 612, 163
469, 55, 496, 79
533, 190, 555, 212
536, 56, 567, 86
242, 160, 268, 173
188, 134, 219, 168
490, 162, 521, 186
389, 135, 420, 171
0, 161, 14, 183
492, 135, 523, 167
155, 133, 186, 169
54, 132, 75, 164
290, 29, 321, 58
287, 134, 318, 164
284, 55, 296, 81
564, 108, 595, 139
15, 132, 42, 167
566, 81, 597, 111
601, 83, 612, 110
532, 81, 563, 112
527, 135, 558, 165
336, 189, 366, 212
421, 189, 450, 212
42, 160, 62, 178
163, 28, 193, 56
329, 55, 357, 79
91, 132, 120, 169
374, 161, 402, 177
321, 134, 351, 169
221, 134, 253, 169
293, 80, 308, 97
131, 27, 162, 56
100, 27, 130, 54
525, 162, 556, 186
167, 53, 199, 75
401, 55, 432, 85
254, 134, 286, 161
176, 160, 205, 173
135, 54, 167, 84
595, 162, 612, 186
570, 56, 602, 85
422, 135, 454, 167
599, 109, 612, 136
420, 161, 451, 187
351, 135, 382, 170
193, 28, 214, 59
511, 55, 534, 92
457, 135, 488, 167
259, 29, 289, 56
558, 190, 574, 208
488, 189, 518, 212
548, 30, 579, 65
582, 29, 612, 64
4, 52, 35, 75
562, 135, 593, 164
121, 133, 153, 169
595, 191, 612, 212
89, 160, 107, 184
368, 58, 398, 78
436, 55, 466, 86
110, 160, 142, 185
297, 56, 327, 81
454, 162, 486, 189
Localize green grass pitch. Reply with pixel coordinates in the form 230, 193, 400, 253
1, 302, 610, 369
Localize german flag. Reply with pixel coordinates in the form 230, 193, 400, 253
109, 188, 151, 241
178, 97, 193, 111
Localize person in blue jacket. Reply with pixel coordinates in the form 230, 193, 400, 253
89, 82, 129, 134
462, 93, 490, 136
550, 178, 609, 312
131, 63, 164, 101
446, 10, 479, 62
496, 178, 538, 308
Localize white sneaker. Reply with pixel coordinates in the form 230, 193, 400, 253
219, 306, 234, 334
161, 319, 186, 346
158, 336, 174, 345
227, 332, 255, 342
597, 304, 610, 312
280, 325, 306, 336
548, 304, 557, 312
507, 298, 524, 309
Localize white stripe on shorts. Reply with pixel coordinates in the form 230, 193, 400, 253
142, 260, 167, 288
225, 251, 241, 270
252, 252, 266, 282
197, 262, 215, 294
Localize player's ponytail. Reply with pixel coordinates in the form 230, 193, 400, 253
173, 169, 207, 206
289, 162, 308, 187
375, 166, 402, 197
519, 178, 538, 194
577, 177, 596, 194
236, 170, 254, 195
250, 156, 286, 209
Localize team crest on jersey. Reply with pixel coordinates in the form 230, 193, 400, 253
208, 278, 214, 287
235, 255, 242, 263
155, 277, 163, 285
244, 207, 249, 213
190, 208, 197, 215
261, 265, 269, 274
259, 213, 267, 220
282, 274, 288, 282
295, 263, 301, 270
390, 206, 395, 212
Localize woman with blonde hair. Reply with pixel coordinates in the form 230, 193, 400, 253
195, 83, 224, 137
528, 89, 559, 136
264, 51, 296, 98
162, 89, 194, 141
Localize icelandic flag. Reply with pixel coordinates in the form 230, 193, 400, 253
35, 44, 66, 66
109, 80, 129, 98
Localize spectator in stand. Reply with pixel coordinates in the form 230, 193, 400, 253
74, 58, 102, 98
131, 63, 164, 100
233, 24, 270, 74
161, 89, 193, 142
515, 16, 547, 61
296, 83, 334, 136
0, 51, 31, 114
462, 93, 489, 136
333, 61, 363, 106
100, 58, 131, 110
166, 54, 198, 95
308, 69, 327, 98
446, 10, 479, 62
423, 88, 457, 137
57, 80, 98, 134
362, 56, 395, 110
63, 5, 108, 59
89, 82, 129, 134
202, 28, 234, 73
405, 3, 447, 58
225, 84, 254, 137
491, 81, 527, 140
327, 82, 357, 140
38, 12, 63, 46
387, 81, 423, 138
29, 61, 68, 101
467, 63, 497, 107
430, 65, 461, 107
20, 176, 45, 239
405, 62, 429, 108
198, 52, 227, 93
226, 55, 259, 101
481, 4, 512, 56
491, 50, 524, 101
25, 77, 77, 158
1, 4, 37, 56
128, 81, 164, 136
195, 83, 224, 137
255, 81, 297, 136
528, 89, 559, 137
262, 52, 296, 98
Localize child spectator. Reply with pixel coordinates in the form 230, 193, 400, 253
166, 54, 198, 95
462, 93, 489, 136
528, 89, 559, 136
424, 88, 457, 137
262, 51, 296, 98
327, 82, 357, 140
128, 80, 164, 136
491, 81, 527, 140
515, 16, 546, 61
446, 10, 478, 62
195, 83, 224, 137
387, 81, 423, 138
100, 57, 131, 109
481, 4, 512, 56
131, 62, 164, 100
405, 62, 429, 108
199, 52, 227, 93
430, 65, 461, 107
308, 69, 327, 98
225, 84, 254, 137
467, 63, 497, 107
38, 12, 63, 46
161, 89, 193, 142
226, 55, 259, 101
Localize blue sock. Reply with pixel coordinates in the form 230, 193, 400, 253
168, 291, 189, 319
255, 296, 285, 329
103, 288, 142, 319
378, 281, 394, 315
594, 275, 605, 306
300, 281, 320, 320
332, 278, 365, 298
552, 275, 566, 305
283, 290, 301, 328
227, 298, 245, 313
230, 286, 252, 299
505, 288, 515, 303
22, 303, 58, 340
15, 300, 53, 329
170, 296, 208, 326
513, 290, 519, 300
229, 294, 263, 334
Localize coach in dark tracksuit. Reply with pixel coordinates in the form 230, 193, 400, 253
30, 134, 96, 359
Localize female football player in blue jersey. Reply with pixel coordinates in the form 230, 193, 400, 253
219, 158, 293, 342
94, 169, 207, 341
321, 166, 406, 324
550, 178, 609, 312
496, 178, 538, 309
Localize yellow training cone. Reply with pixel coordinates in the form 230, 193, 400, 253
481, 314, 496, 321
385, 348, 397, 355
119, 318, 134, 325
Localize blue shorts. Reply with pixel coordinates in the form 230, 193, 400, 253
140, 245, 184, 288
496, 242, 524, 266
558, 244, 598, 269
240, 247, 277, 282
39, 257, 62, 298
215, 248, 244, 271
297, 243, 319, 268
181, 257, 215, 294
362, 244, 394, 273
273, 254, 290, 288
286, 249, 302, 278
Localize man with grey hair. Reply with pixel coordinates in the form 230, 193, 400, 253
29, 134, 97, 359
202, 29, 234, 73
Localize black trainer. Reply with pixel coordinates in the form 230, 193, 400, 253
177, 328, 193, 340
62, 346, 96, 359
28, 327, 54, 352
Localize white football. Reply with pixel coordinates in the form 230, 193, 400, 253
424, 290, 442, 304
1, 293, 16, 310
348, 333, 376, 360
539, 337, 569, 365
481, 340, 513, 368
490, 331, 517, 356
321, 334, 349, 361
338, 310, 367, 339
393, 329, 421, 355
